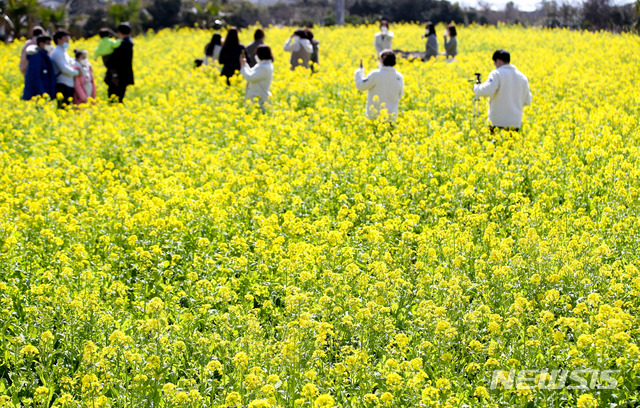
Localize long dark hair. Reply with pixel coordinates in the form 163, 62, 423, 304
222, 27, 240, 48
219, 27, 241, 63
425, 22, 436, 37
447, 24, 457, 37
205, 33, 222, 56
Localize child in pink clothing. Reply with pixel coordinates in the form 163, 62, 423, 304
72, 49, 96, 104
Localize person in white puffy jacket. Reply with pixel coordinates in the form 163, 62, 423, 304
240, 45, 274, 110
374, 20, 394, 55
354, 50, 404, 122
284, 29, 313, 70
473, 49, 532, 132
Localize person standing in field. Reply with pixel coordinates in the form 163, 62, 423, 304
374, 20, 393, 55
219, 27, 245, 85
473, 49, 532, 133
354, 49, 404, 122
22, 35, 56, 101
50, 30, 79, 108
444, 24, 457, 61
72, 49, 96, 105
204, 33, 222, 66
423, 22, 438, 61
94, 28, 121, 67
245, 28, 265, 68
305, 28, 320, 73
20, 26, 45, 76
105, 23, 134, 103
284, 29, 313, 70
240, 44, 274, 110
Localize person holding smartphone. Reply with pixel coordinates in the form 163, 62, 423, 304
354, 50, 404, 122
240, 45, 274, 111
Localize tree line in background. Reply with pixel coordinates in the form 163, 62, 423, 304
0, 0, 639, 41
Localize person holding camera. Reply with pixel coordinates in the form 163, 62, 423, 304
354, 50, 404, 122
374, 20, 394, 55
473, 49, 532, 132
423, 22, 438, 61
284, 29, 313, 70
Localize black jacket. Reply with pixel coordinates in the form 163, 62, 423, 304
106, 36, 134, 86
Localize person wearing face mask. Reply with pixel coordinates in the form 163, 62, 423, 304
422, 22, 438, 61
374, 20, 393, 55
354, 49, 404, 122
284, 29, 313, 70
473, 49, 532, 133
50, 30, 79, 109
20, 26, 45, 76
72, 49, 96, 105
443, 24, 457, 61
22, 35, 56, 101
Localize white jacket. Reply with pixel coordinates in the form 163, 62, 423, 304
284, 37, 313, 69
50, 46, 78, 88
374, 31, 394, 54
354, 66, 404, 121
241, 60, 273, 103
474, 64, 532, 128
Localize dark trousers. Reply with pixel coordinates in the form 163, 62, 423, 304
107, 83, 128, 103
56, 83, 73, 109
490, 125, 520, 134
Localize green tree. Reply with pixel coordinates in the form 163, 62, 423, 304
5, 0, 39, 37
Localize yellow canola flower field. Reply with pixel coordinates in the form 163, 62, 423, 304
1, 24, 640, 408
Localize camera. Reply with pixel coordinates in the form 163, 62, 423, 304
468, 73, 481, 84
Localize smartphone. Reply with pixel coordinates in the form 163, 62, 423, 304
360, 59, 363, 68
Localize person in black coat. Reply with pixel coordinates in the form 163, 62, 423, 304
105, 23, 134, 103
22, 35, 56, 101
218, 27, 245, 86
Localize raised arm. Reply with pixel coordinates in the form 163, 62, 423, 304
354, 68, 376, 91
284, 37, 299, 52
241, 65, 269, 82
474, 71, 499, 97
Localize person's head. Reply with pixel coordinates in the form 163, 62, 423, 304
74, 49, 88, 62
293, 29, 307, 39
256, 44, 273, 62
425, 22, 436, 36
380, 20, 389, 30
36, 35, 51, 50
117, 23, 131, 38
379, 49, 396, 67
254, 28, 265, 41
206, 33, 222, 56
53, 30, 70, 47
492, 49, 510, 68
447, 24, 457, 37
305, 28, 314, 40
99, 28, 113, 38
223, 27, 239, 47
32, 26, 44, 38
